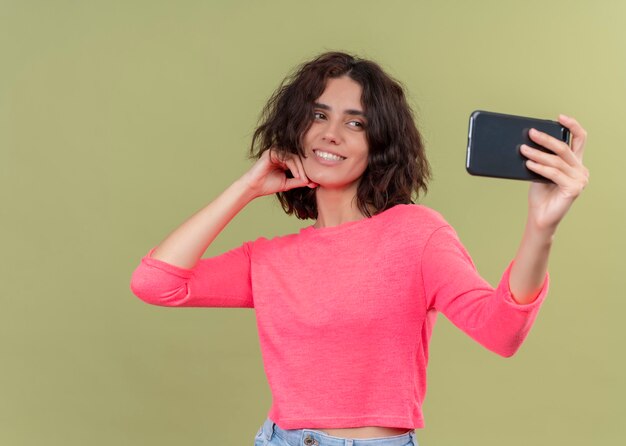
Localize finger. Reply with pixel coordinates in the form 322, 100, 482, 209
520, 144, 577, 177
285, 178, 309, 190
284, 158, 300, 180
269, 147, 290, 171
526, 159, 588, 197
523, 143, 588, 180
528, 128, 580, 168
286, 153, 315, 187
293, 154, 308, 183
269, 147, 282, 165
525, 160, 567, 187
558, 114, 587, 158
267, 147, 278, 166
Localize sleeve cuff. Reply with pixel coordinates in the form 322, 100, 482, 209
498, 259, 550, 310
141, 247, 195, 279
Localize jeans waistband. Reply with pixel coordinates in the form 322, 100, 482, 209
261, 417, 417, 446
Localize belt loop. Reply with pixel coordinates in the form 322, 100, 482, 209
345, 440, 353, 446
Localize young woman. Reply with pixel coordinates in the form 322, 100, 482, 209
130, 51, 589, 446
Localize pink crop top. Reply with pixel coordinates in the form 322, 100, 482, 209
129, 203, 549, 429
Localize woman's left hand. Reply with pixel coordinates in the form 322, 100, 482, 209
520, 114, 589, 232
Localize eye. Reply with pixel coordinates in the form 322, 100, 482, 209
313, 111, 326, 120
348, 120, 365, 129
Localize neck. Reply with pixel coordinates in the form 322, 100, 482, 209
313, 186, 370, 229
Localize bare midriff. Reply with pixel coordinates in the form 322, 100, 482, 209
315, 426, 413, 439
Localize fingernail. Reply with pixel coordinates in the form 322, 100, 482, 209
559, 113, 569, 119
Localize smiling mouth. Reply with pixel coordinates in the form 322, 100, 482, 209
313, 149, 346, 161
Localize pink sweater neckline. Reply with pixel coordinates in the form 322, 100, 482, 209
300, 204, 403, 234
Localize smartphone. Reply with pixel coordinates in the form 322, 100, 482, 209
466, 110, 571, 183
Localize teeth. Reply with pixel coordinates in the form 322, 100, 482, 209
315, 150, 345, 161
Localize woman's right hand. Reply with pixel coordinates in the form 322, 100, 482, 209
240, 147, 318, 198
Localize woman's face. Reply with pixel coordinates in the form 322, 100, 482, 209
301, 75, 369, 192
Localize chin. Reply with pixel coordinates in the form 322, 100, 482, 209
313, 180, 361, 191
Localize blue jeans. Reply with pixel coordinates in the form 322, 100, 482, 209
254, 417, 418, 446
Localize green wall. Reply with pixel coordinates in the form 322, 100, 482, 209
1, 0, 623, 444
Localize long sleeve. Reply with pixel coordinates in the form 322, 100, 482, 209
129, 241, 254, 308
421, 224, 549, 357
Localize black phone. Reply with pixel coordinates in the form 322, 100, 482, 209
466, 110, 571, 183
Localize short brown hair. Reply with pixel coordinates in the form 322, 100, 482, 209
248, 51, 431, 220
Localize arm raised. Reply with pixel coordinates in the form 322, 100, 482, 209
149, 147, 317, 270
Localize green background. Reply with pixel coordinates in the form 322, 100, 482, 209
1, 0, 623, 444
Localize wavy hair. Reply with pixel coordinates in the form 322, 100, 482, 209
248, 51, 431, 220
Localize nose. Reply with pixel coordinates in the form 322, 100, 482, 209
321, 119, 342, 144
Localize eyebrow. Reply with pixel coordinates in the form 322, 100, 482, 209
313, 102, 366, 118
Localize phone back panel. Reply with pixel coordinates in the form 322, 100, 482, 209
466, 110, 571, 182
